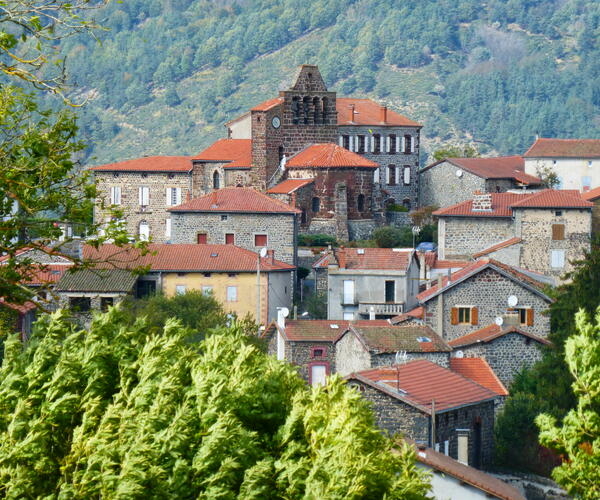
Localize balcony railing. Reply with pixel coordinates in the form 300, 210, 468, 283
358, 302, 404, 316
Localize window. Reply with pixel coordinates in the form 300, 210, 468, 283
225, 233, 235, 245
552, 224, 565, 240
389, 134, 397, 154
373, 134, 381, 154
313, 97, 321, 123
452, 306, 478, 325
554, 210, 563, 217
312, 197, 321, 213
165, 218, 171, 239
175, 285, 186, 295
357, 135, 366, 153
302, 96, 310, 124
343, 311, 355, 320
458, 307, 471, 324
203, 272, 211, 277
357, 194, 365, 212
69, 297, 91, 312
311, 347, 326, 358
342, 135, 350, 150
310, 363, 328, 386
321, 97, 328, 124
403, 166, 411, 185
139, 221, 150, 241
202, 286, 213, 296
514, 307, 534, 326
197, 233, 207, 244
226, 286, 237, 302
551, 249, 565, 269
100, 297, 114, 311
166, 187, 182, 206
588, 160, 593, 168
385, 280, 395, 303
403, 135, 412, 153
139, 186, 149, 206
221, 214, 228, 221
113, 172, 119, 178
291, 97, 300, 124
387, 165, 396, 185
402, 198, 411, 210
374, 168, 380, 183
343, 280, 355, 305
213, 171, 220, 189
255, 234, 268, 247
582, 176, 592, 191
110, 186, 121, 205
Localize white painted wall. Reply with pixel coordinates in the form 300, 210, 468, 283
524, 158, 599, 191
416, 463, 497, 500
227, 114, 252, 139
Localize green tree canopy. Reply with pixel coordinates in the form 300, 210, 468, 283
0, 307, 430, 498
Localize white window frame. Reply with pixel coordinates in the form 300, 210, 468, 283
395, 135, 400, 153
349, 135, 354, 152
175, 284, 186, 295
374, 168, 380, 183
110, 186, 121, 205
403, 166, 411, 185
226, 286, 237, 302
166, 187, 182, 206
395, 166, 401, 184
254, 233, 268, 247
165, 218, 171, 239
202, 286, 213, 296
401, 136, 406, 153
380, 135, 385, 153
386, 135, 391, 153
410, 135, 415, 152
343, 311, 355, 320
310, 364, 328, 387
343, 279, 355, 305
139, 221, 150, 241
551, 249, 565, 269
370, 136, 375, 153
139, 186, 150, 206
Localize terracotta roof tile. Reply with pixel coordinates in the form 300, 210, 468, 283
510, 189, 592, 208
83, 244, 295, 273
473, 237, 522, 258
350, 360, 497, 413
450, 358, 508, 396
390, 306, 424, 324
286, 143, 379, 168
266, 178, 314, 194
251, 97, 284, 111
22, 264, 71, 285
433, 193, 528, 217
279, 319, 391, 342
448, 323, 551, 348
414, 445, 525, 500
424, 156, 542, 185
192, 138, 252, 168
582, 186, 600, 201
169, 187, 301, 214
0, 298, 36, 314
89, 156, 193, 172
336, 98, 421, 127
334, 247, 414, 270
524, 138, 600, 158
348, 324, 451, 353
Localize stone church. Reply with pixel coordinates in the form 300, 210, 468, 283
91, 64, 422, 242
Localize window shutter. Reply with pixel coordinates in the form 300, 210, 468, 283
401, 136, 406, 153
175, 188, 181, 205
386, 136, 391, 153
395, 166, 401, 184
471, 307, 478, 325
404, 166, 411, 185
355, 136, 359, 152
374, 169, 380, 183
552, 224, 565, 240
165, 218, 171, 238
139, 187, 143, 205
526, 308, 534, 326
380, 135, 385, 153
349, 136, 354, 152
396, 136, 400, 153
451, 307, 459, 325
386, 166, 390, 184
370, 136, 375, 152
410, 136, 415, 152
110, 187, 115, 205
339, 136, 343, 146
166, 188, 171, 206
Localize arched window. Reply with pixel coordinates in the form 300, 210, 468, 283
139, 221, 149, 241
302, 96, 310, 124
313, 97, 321, 124
213, 170, 220, 189
321, 97, 328, 124
403, 198, 411, 210
357, 194, 365, 212
292, 97, 300, 125
312, 197, 321, 213
373, 134, 381, 154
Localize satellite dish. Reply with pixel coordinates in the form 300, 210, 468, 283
495, 316, 504, 326
455, 350, 464, 358
507, 295, 518, 307
280, 307, 289, 318
259, 247, 268, 258
456, 169, 463, 178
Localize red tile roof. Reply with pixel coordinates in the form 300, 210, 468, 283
417, 251, 470, 270
473, 237, 522, 258
334, 247, 414, 271
583, 186, 600, 201
83, 244, 295, 272
192, 138, 252, 168
286, 143, 379, 169
417, 259, 549, 303
450, 358, 508, 396
169, 187, 301, 214
347, 324, 451, 353
424, 156, 542, 185
524, 138, 600, 158
22, 264, 71, 285
336, 98, 421, 127
266, 178, 314, 194
0, 298, 37, 314
278, 319, 391, 342
251, 97, 284, 111
448, 323, 551, 349
510, 189, 592, 208
413, 445, 525, 500
350, 360, 498, 413
433, 190, 591, 217
390, 306, 424, 324
89, 156, 193, 172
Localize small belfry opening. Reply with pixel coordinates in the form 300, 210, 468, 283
213, 170, 220, 189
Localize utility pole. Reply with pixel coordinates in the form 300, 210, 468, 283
256, 253, 261, 325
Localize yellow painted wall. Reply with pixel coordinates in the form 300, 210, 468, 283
162, 271, 268, 322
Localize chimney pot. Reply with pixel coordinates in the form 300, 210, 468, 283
380, 105, 387, 124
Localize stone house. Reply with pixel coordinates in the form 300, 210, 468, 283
334, 323, 452, 375
90, 156, 198, 243
420, 156, 541, 208
448, 324, 551, 389
435, 189, 593, 280
84, 243, 294, 323
416, 258, 553, 342
523, 138, 600, 191
336, 98, 422, 211
168, 187, 300, 268
323, 247, 420, 320
582, 186, 600, 235
448, 357, 508, 400
346, 360, 498, 468
416, 251, 470, 282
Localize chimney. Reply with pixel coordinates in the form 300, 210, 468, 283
337, 247, 346, 269
472, 191, 492, 211
437, 273, 444, 289
350, 104, 356, 123
277, 307, 286, 329
267, 249, 275, 264
369, 306, 375, 321
211, 190, 218, 208
291, 192, 297, 207
186, 191, 191, 202
380, 105, 387, 124
447, 268, 452, 285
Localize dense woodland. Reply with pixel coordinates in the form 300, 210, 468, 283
28, 0, 600, 164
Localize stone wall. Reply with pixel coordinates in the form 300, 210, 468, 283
348, 220, 377, 240
420, 161, 485, 208
423, 267, 551, 340
371, 352, 450, 369
440, 217, 514, 260
170, 211, 298, 266
592, 199, 600, 235
335, 331, 372, 376
386, 211, 412, 228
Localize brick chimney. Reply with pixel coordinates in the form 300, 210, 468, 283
337, 247, 346, 269
211, 190, 218, 208
350, 104, 356, 123
472, 191, 492, 211
380, 105, 387, 124
266, 249, 275, 264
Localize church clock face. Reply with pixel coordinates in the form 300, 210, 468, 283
271, 116, 281, 129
